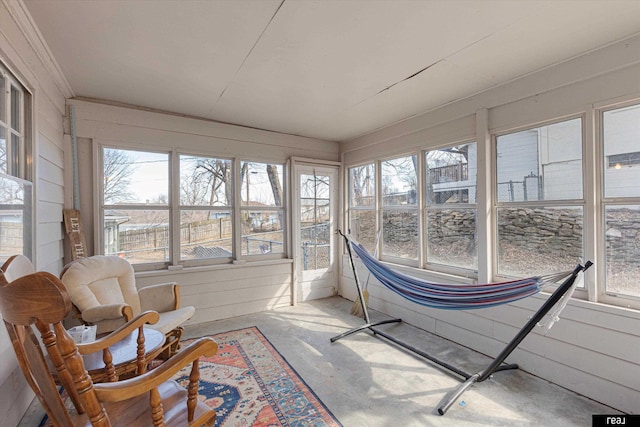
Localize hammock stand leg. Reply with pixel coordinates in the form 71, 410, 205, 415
331, 231, 401, 343
436, 261, 593, 415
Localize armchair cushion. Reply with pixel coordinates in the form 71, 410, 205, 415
81, 303, 131, 323
139, 282, 179, 313
89, 277, 126, 305
147, 306, 195, 335
62, 255, 142, 315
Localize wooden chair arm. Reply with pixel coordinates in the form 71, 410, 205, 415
76, 310, 160, 355
92, 337, 218, 402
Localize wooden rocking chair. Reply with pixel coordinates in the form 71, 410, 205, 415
0, 267, 217, 426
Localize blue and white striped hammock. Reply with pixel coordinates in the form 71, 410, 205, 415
348, 239, 570, 310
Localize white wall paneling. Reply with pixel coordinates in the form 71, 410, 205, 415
0, 1, 69, 425
135, 260, 294, 325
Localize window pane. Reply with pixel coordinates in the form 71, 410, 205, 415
496, 118, 582, 202
0, 174, 32, 261
603, 104, 640, 198
0, 128, 6, 174
241, 162, 283, 207
10, 133, 20, 176
497, 206, 583, 277
349, 164, 375, 207
104, 209, 169, 263
180, 155, 232, 206
0, 75, 5, 123
605, 205, 640, 297
427, 208, 477, 269
241, 209, 284, 255
426, 143, 477, 204
382, 209, 418, 261
180, 209, 232, 260
349, 210, 376, 253
103, 148, 168, 205
10, 85, 20, 132
382, 155, 417, 206
300, 173, 331, 270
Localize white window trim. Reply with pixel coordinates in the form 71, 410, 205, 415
94, 143, 289, 271
0, 61, 33, 261
594, 97, 640, 310
423, 140, 478, 277
345, 103, 640, 311
379, 154, 420, 268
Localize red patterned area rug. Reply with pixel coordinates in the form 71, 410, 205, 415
42, 327, 341, 427
173, 326, 341, 427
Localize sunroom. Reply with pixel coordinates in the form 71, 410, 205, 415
1, 1, 639, 426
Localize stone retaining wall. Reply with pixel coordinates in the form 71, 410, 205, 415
350, 207, 640, 264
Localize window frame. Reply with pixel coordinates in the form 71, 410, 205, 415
0, 61, 32, 262
237, 159, 287, 260
379, 153, 420, 267
97, 144, 288, 271
492, 115, 587, 282
423, 141, 478, 277
0, 62, 27, 179
177, 151, 235, 267
347, 162, 377, 253
596, 98, 640, 309
98, 144, 172, 271
344, 104, 640, 311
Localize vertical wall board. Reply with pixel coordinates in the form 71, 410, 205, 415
0, 2, 68, 424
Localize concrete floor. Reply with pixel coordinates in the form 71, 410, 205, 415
20, 296, 615, 426
183, 296, 614, 427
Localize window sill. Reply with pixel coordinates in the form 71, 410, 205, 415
135, 258, 293, 280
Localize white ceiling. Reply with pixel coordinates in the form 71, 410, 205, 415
23, 0, 640, 142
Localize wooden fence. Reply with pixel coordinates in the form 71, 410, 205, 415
117, 217, 233, 254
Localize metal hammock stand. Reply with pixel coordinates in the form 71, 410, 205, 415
331, 230, 593, 415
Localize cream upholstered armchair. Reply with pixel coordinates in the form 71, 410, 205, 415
60, 255, 195, 356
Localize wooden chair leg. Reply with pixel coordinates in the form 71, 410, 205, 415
158, 327, 183, 359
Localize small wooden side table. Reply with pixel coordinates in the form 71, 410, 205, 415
81, 327, 165, 382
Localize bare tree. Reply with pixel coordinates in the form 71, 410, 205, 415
350, 164, 374, 206
382, 156, 417, 204
192, 159, 232, 206
267, 164, 283, 208
0, 144, 6, 174
103, 148, 134, 204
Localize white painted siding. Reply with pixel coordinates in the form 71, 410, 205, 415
340, 36, 640, 414
136, 260, 293, 325
0, 1, 69, 425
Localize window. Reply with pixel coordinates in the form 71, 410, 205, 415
348, 163, 376, 252
425, 143, 477, 271
0, 62, 31, 261
180, 155, 233, 261
0, 68, 24, 177
299, 172, 332, 270
102, 148, 170, 266
495, 118, 584, 278
240, 161, 285, 256
381, 155, 418, 264
101, 148, 287, 268
607, 151, 640, 169
602, 103, 640, 299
